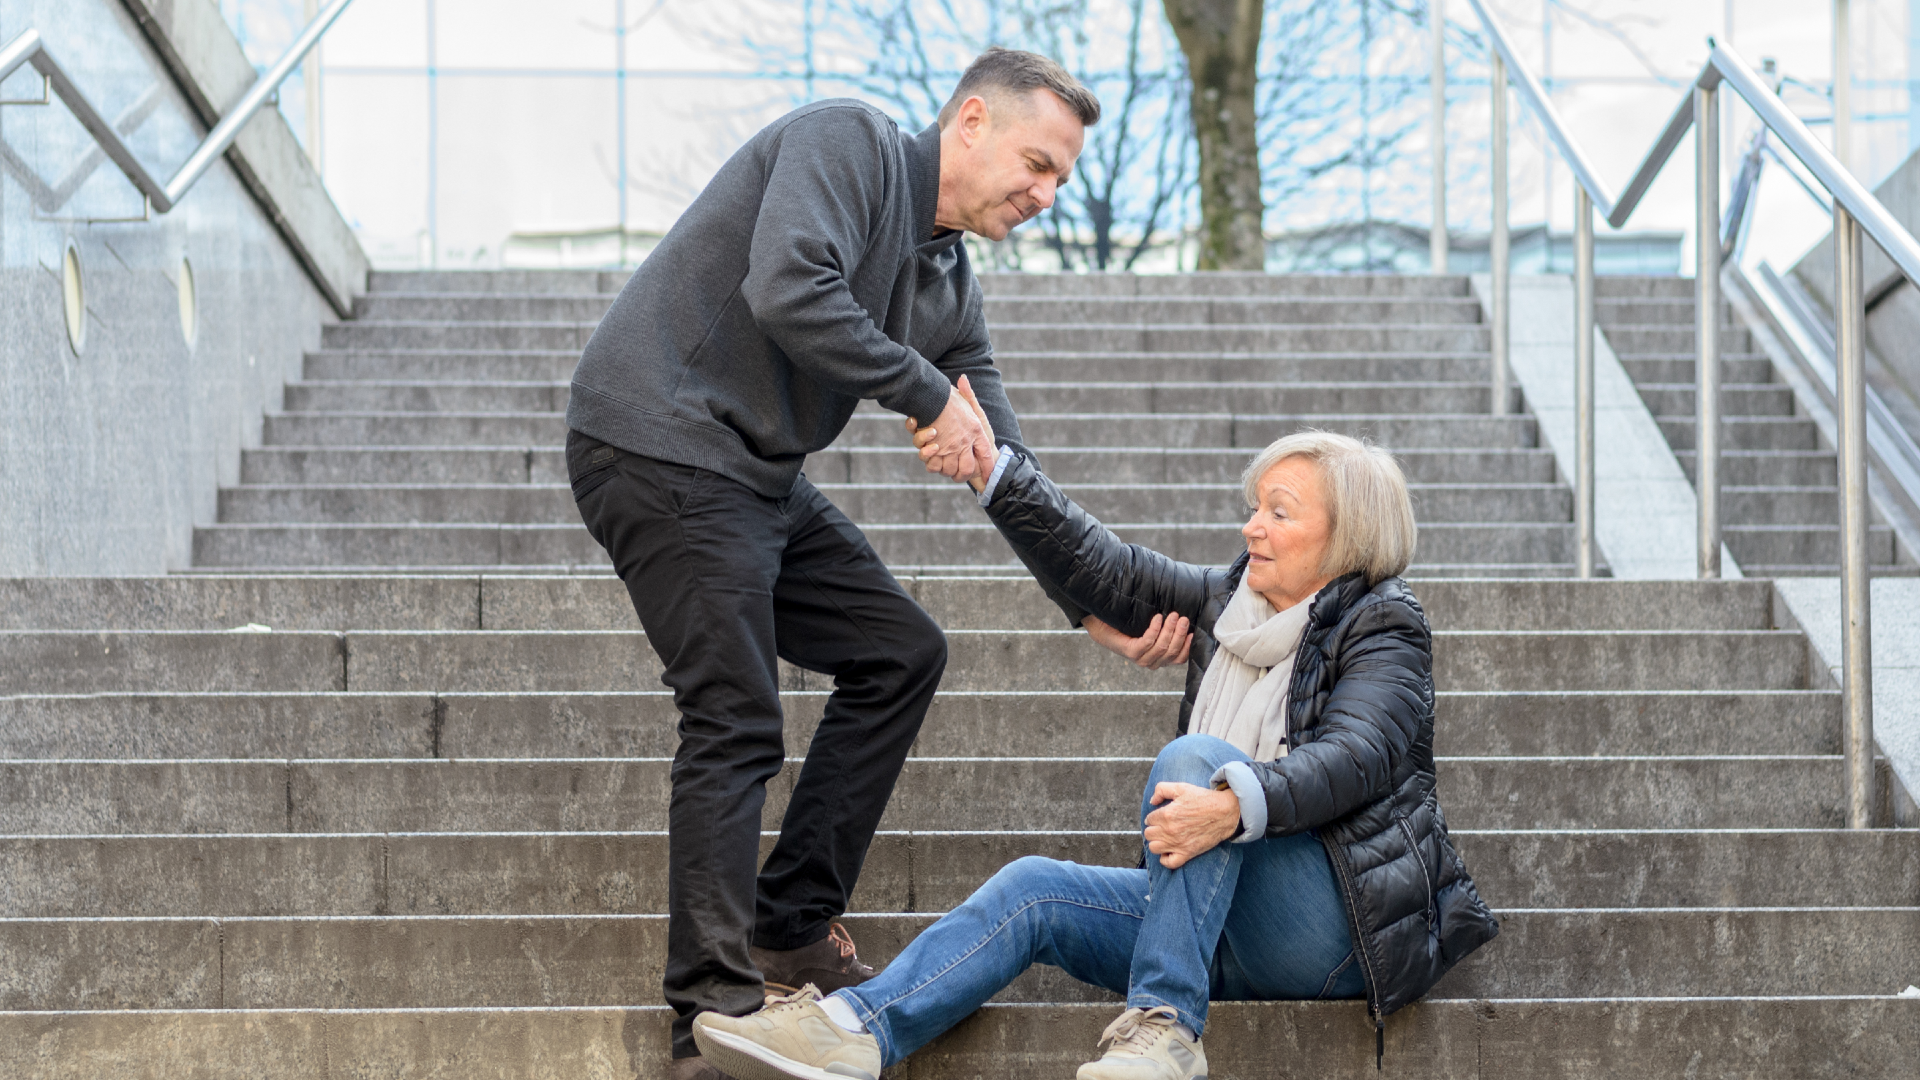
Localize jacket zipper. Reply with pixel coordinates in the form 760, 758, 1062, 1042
1295, 627, 1388, 1068
1320, 833, 1387, 1068
1398, 816, 1437, 933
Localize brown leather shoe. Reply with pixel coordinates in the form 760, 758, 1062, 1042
750, 922, 879, 995
667, 1054, 734, 1080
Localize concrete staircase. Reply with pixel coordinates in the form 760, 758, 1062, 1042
1598, 275, 1916, 576
194, 270, 1576, 575
1, 270, 1914, 1077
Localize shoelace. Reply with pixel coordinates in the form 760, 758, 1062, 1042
1097, 1005, 1181, 1057
827, 923, 859, 960
763, 983, 825, 1014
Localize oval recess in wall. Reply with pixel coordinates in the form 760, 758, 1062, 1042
177, 257, 197, 347
62, 241, 85, 354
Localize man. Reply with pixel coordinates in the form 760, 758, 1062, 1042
564, 48, 1100, 1078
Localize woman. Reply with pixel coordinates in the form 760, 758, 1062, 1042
694, 392, 1499, 1080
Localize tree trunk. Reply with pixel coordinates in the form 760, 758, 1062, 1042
1162, 0, 1264, 270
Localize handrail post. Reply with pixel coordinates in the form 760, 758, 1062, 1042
1695, 85, 1722, 578
1430, 0, 1448, 274
1833, 0, 1852, 170
1574, 186, 1596, 578
1835, 205, 1875, 828
1490, 54, 1510, 416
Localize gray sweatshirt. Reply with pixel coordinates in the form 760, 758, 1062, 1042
566, 100, 1027, 498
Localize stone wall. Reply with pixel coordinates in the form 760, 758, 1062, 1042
0, 0, 361, 574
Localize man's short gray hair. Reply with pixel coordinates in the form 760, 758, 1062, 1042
1240, 430, 1417, 585
937, 47, 1101, 129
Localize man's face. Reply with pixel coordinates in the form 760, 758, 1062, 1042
947, 89, 1085, 241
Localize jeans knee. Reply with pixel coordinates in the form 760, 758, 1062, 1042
1149, 733, 1240, 789
970, 855, 1061, 913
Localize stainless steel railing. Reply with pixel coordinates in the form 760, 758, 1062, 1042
1452, 0, 1911, 827
0, 0, 355, 218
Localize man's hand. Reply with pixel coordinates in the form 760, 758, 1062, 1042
908, 374, 997, 487
1083, 613, 1192, 669
1144, 782, 1242, 869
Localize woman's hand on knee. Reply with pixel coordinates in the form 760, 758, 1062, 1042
1144, 782, 1242, 869
1083, 613, 1192, 670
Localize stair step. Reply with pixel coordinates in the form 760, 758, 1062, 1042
1634, 383, 1797, 417
212, 481, 1571, 526
1656, 415, 1818, 451
1617, 355, 1773, 383
234, 444, 1558, 486
986, 324, 1493, 353
5, 626, 1809, 695
1675, 449, 1834, 486
367, 270, 625, 294
1603, 326, 1757, 354
982, 297, 1489, 325
0, 908, 1910, 1008
259, 412, 1543, 450
4, 828, 1907, 918
976, 272, 1474, 297
0, 688, 1835, 760
0, 755, 1877, 833
0, 998, 1907, 1079
188, 520, 1579, 571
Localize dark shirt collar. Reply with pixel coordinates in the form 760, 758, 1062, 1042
906, 122, 956, 250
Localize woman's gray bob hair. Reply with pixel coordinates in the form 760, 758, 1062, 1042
1241, 430, 1417, 585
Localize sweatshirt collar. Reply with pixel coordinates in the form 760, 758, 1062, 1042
906, 123, 946, 245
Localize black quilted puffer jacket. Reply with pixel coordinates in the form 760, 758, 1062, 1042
981, 451, 1499, 1027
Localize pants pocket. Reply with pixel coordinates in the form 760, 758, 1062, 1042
1317, 950, 1361, 999
566, 431, 623, 501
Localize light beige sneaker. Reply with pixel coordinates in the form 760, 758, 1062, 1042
1075, 1005, 1208, 1080
691, 984, 883, 1080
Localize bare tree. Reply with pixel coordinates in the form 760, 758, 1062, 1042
698, 0, 1195, 271
1161, 0, 1263, 270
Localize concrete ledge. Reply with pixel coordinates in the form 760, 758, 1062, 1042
119, 0, 367, 314
0, 998, 1914, 1078
1772, 578, 1920, 825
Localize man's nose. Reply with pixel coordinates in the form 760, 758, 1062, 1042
1029, 176, 1058, 212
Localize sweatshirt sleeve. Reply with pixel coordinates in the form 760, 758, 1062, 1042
740, 109, 955, 427
928, 271, 1032, 463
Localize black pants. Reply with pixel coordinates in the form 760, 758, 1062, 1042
568, 431, 946, 1058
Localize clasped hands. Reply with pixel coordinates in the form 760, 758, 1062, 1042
907, 374, 999, 492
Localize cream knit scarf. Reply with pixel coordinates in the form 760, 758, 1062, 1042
1190, 577, 1317, 763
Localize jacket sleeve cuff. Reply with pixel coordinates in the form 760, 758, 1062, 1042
976, 446, 1016, 507
1211, 762, 1268, 843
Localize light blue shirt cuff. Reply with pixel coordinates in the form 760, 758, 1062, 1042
1211, 761, 1269, 843
976, 445, 1016, 507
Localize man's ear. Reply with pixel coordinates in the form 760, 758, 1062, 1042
955, 94, 991, 147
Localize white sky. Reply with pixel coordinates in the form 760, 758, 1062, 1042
221, 0, 1905, 274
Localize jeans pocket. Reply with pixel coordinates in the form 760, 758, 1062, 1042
1318, 950, 1360, 999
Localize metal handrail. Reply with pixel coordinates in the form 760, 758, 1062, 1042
1456, 0, 1896, 828
0, 0, 354, 216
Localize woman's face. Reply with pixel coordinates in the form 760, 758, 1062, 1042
1242, 456, 1335, 610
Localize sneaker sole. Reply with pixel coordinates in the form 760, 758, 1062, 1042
692, 1022, 878, 1080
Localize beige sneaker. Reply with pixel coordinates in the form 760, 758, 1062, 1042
1075, 1006, 1208, 1080
691, 984, 883, 1080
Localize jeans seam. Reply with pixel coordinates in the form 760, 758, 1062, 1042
1318, 950, 1358, 999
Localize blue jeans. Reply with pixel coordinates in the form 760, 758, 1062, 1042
838, 734, 1365, 1066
